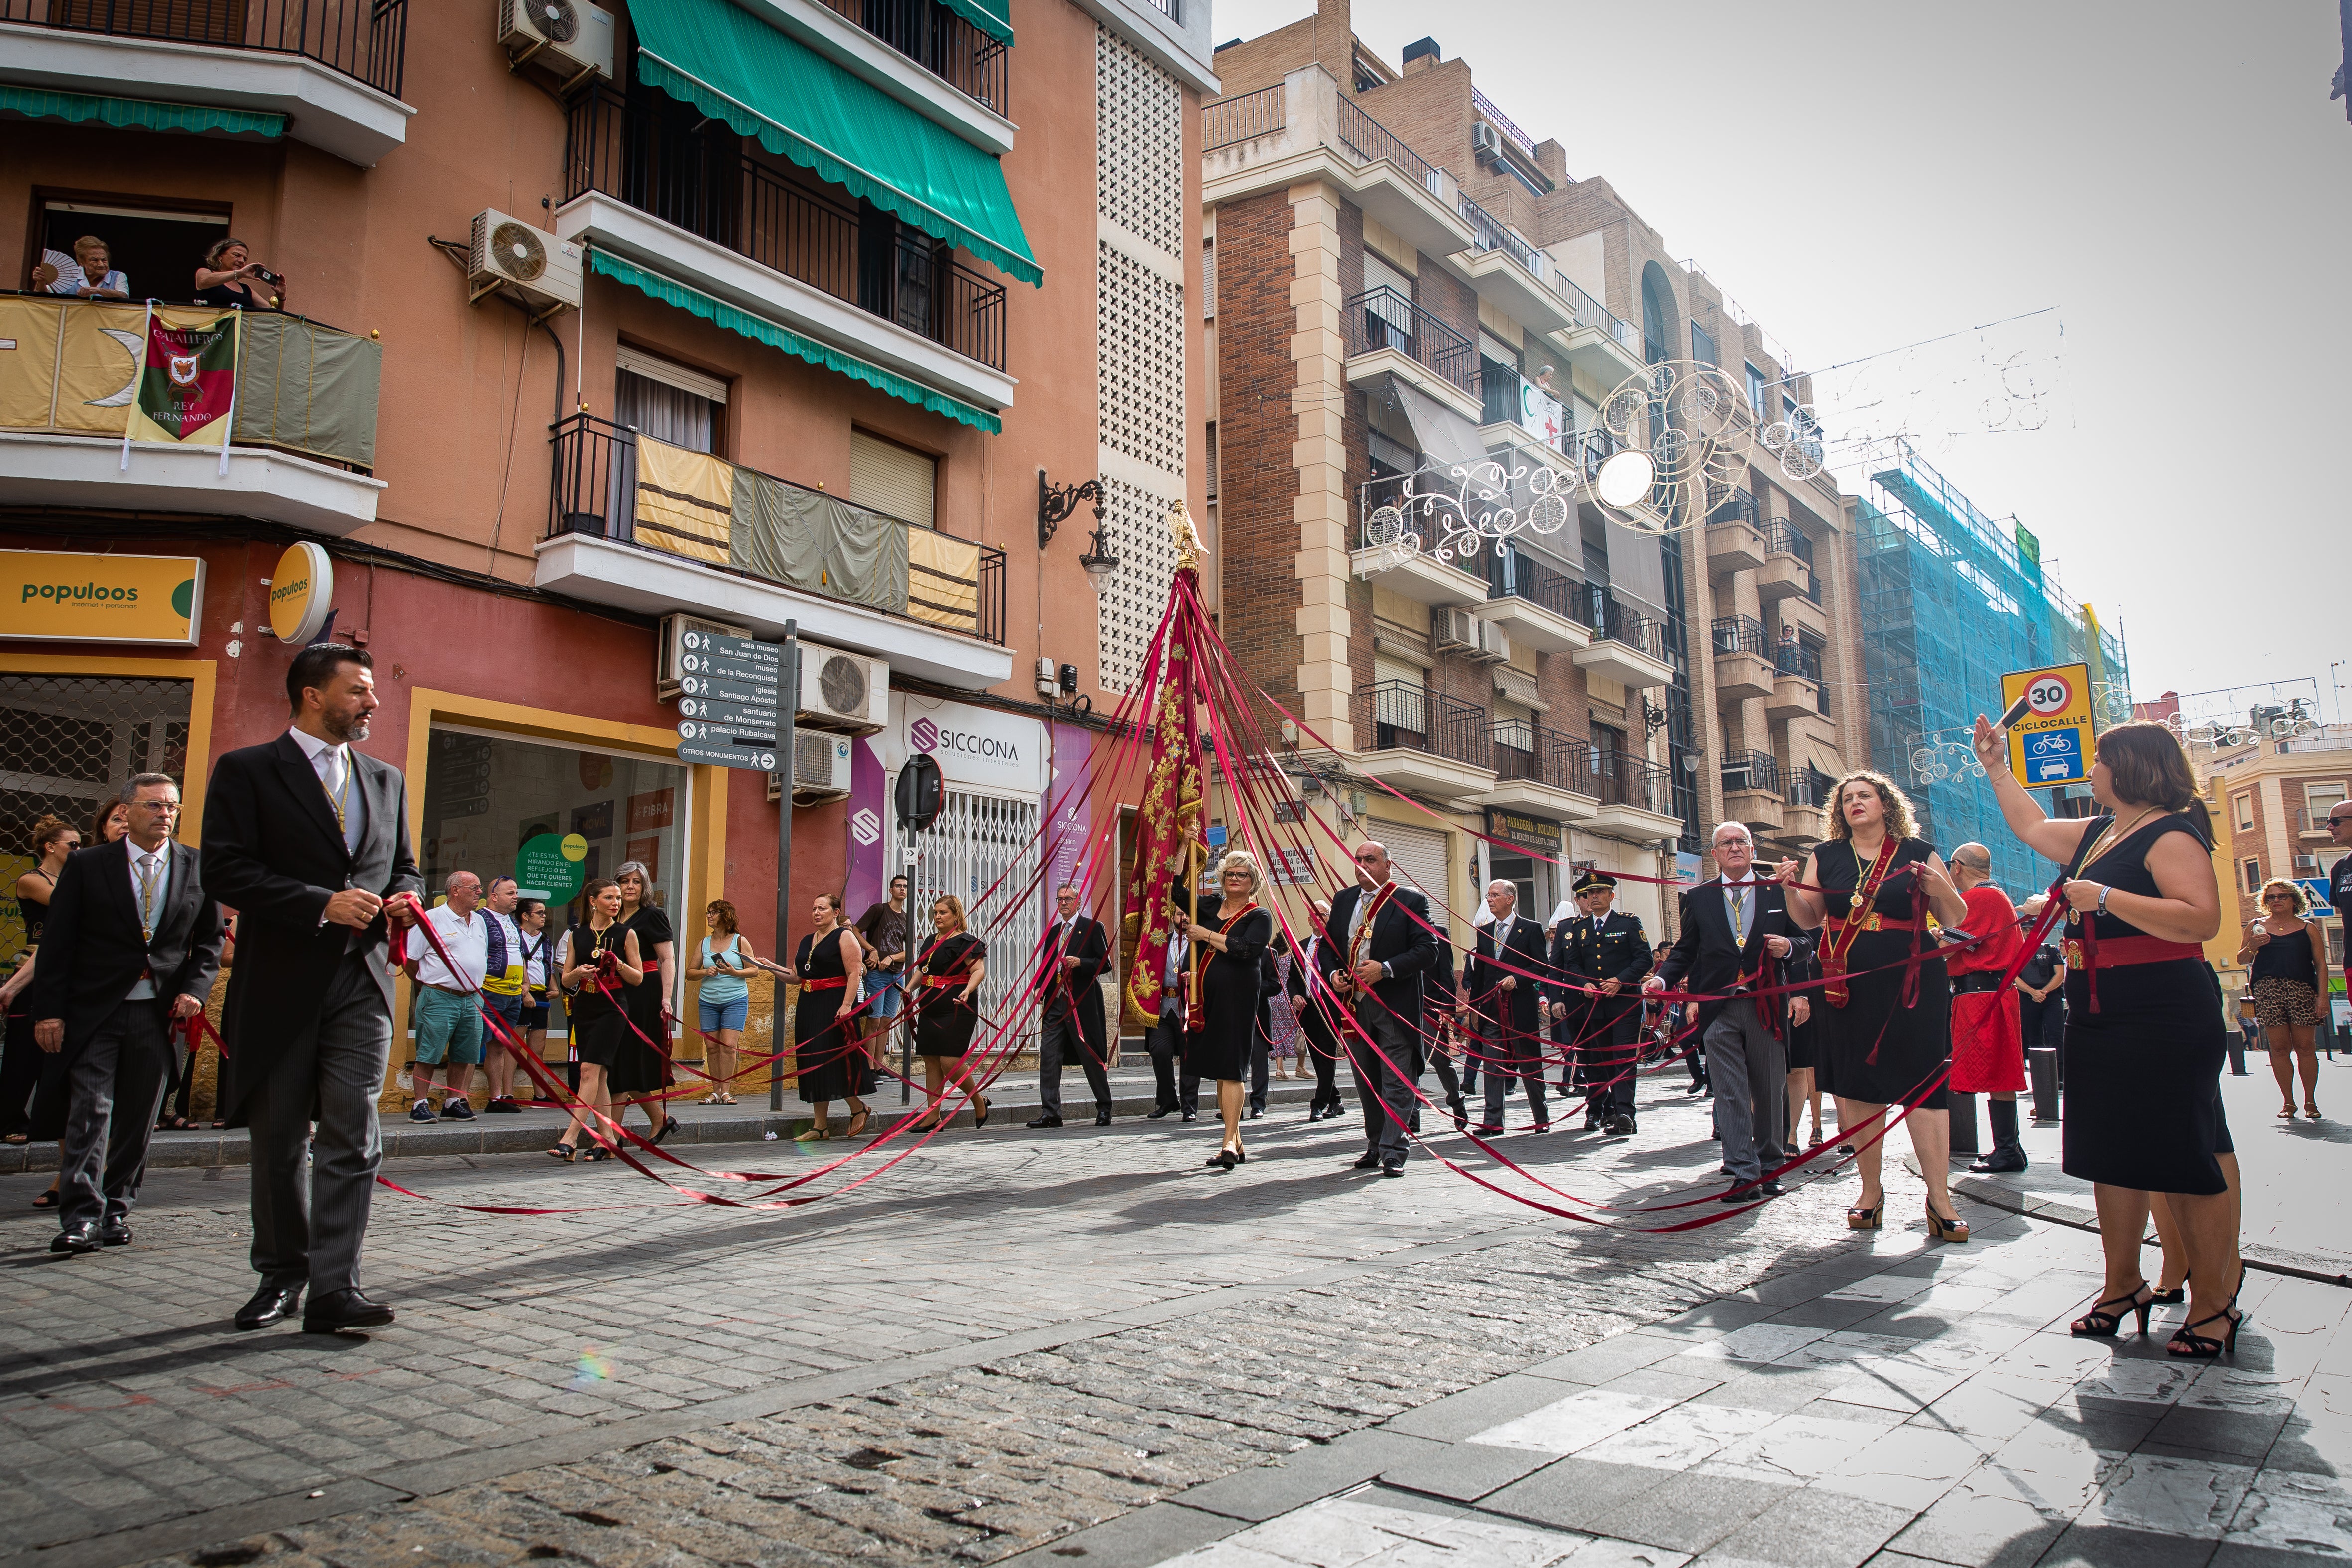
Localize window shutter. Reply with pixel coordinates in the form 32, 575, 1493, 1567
849, 429, 938, 528
1202, 241, 1216, 318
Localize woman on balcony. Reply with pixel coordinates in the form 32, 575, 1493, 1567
1780, 770, 1971, 1242
194, 239, 286, 311
44, 237, 128, 300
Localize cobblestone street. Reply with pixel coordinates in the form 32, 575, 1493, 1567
0, 1083, 2344, 1568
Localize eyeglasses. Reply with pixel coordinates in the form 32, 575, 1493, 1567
2331, 816, 2352, 827
128, 799, 178, 813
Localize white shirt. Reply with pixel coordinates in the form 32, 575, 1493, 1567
1493, 914, 1515, 953
287, 725, 363, 853
414, 903, 489, 990
124, 842, 171, 999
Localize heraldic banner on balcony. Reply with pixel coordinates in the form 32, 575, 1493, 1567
121, 306, 240, 473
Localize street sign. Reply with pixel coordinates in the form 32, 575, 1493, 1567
2295, 877, 2336, 919
678, 648, 779, 684
678, 734, 778, 771
676, 695, 777, 730
676, 672, 777, 705
677, 717, 776, 745
2000, 661, 2094, 788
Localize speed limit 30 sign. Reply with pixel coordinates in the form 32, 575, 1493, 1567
2000, 661, 2094, 788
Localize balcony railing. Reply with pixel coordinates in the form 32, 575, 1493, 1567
1488, 551, 1579, 620
1764, 518, 1815, 569
1458, 192, 1541, 275
1581, 586, 1667, 660
809, 0, 1007, 115
566, 87, 1007, 370
1787, 768, 1837, 810
1550, 272, 1639, 354
1707, 488, 1760, 529
1594, 752, 1672, 817
1346, 285, 1477, 396
1773, 641, 1822, 683
1358, 680, 1490, 768
1470, 87, 1536, 158
549, 413, 1005, 645
1491, 722, 1593, 796
1202, 82, 1285, 150
1721, 749, 1784, 798
1711, 615, 1769, 658
5, 0, 410, 97
1337, 96, 1441, 194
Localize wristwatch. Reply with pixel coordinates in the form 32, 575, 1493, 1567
2096, 884, 2111, 915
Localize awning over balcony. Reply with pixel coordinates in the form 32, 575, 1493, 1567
0, 85, 284, 139
1381, 374, 1486, 475
588, 250, 1000, 433
626, 0, 1039, 287
942, 0, 1014, 47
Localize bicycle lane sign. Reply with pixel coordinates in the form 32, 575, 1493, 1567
2000, 661, 2094, 787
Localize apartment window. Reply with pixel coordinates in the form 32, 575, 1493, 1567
1201, 240, 1216, 319
1691, 322, 1717, 367
2241, 859, 2263, 895
2233, 792, 2253, 830
1479, 331, 1521, 427
1745, 363, 1768, 421
849, 429, 938, 527
2303, 783, 2344, 826
31, 194, 229, 298
615, 348, 728, 454
1204, 421, 1219, 502
1362, 251, 1414, 352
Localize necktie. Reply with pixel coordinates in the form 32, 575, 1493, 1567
1728, 881, 1752, 943
321, 747, 360, 854
135, 851, 160, 943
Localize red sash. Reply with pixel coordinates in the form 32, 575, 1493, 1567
1188, 899, 1261, 1031
800, 976, 848, 992
1821, 839, 1900, 1009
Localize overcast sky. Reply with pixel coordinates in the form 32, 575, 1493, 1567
1206, 0, 2352, 726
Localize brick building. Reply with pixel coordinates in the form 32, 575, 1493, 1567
2203, 722, 2351, 1015
1198, 0, 1868, 933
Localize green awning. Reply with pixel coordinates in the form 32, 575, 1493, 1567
627, 0, 1039, 287
588, 249, 1002, 435
0, 86, 284, 138
941, 0, 1013, 46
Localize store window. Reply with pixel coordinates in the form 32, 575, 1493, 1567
418, 727, 690, 1015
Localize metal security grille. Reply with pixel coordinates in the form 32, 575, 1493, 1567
892, 787, 1043, 1044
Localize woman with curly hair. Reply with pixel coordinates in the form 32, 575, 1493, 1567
2242, 878, 2327, 1120
1781, 769, 1971, 1240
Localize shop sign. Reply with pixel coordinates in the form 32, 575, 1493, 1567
267, 541, 335, 644
1487, 808, 1563, 856
874, 693, 1046, 796
515, 831, 589, 904
2, 549, 203, 645
1999, 661, 2093, 788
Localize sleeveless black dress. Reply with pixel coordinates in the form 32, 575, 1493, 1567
1185, 900, 1274, 1083
609, 903, 675, 1096
2062, 811, 2228, 1195
1813, 837, 1949, 1110
793, 928, 871, 1101
564, 921, 630, 1069
912, 933, 986, 1058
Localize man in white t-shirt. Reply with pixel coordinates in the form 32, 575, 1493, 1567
405, 872, 488, 1121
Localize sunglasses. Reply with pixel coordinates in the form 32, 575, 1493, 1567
2331, 816, 2352, 826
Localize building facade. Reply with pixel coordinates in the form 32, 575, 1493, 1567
2202, 722, 2351, 1019
1199, 0, 1868, 931
0, 0, 1214, 1088
1853, 446, 2131, 896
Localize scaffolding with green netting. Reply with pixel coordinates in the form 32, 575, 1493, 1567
1854, 444, 2131, 897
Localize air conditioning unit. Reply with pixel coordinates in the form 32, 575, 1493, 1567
656, 611, 754, 699
1434, 607, 1480, 652
798, 649, 888, 734
1472, 620, 1511, 664
2294, 854, 2321, 875
468, 207, 583, 315
790, 731, 854, 804
498, 0, 615, 88
1471, 121, 1502, 160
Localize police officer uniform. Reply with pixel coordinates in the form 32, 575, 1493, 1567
1546, 899, 1591, 1098
1557, 871, 1652, 1133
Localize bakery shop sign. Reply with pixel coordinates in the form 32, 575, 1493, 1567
1486, 809, 1564, 856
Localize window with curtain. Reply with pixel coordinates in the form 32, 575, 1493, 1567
616, 366, 719, 454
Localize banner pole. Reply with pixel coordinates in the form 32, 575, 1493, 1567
772, 620, 798, 1114
122, 298, 154, 472
218, 310, 241, 478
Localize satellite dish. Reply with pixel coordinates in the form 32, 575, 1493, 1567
1594, 449, 1654, 509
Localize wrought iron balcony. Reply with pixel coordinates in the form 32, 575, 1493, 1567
1490, 721, 1592, 795
566, 87, 1007, 370
1710, 615, 1770, 658
1721, 749, 1784, 797
1763, 518, 1815, 569
1594, 752, 1672, 817
1345, 285, 1477, 396
1774, 641, 1822, 682
4, 0, 410, 97
1458, 192, 1541, 275
1707, 488, 1760, 529
1787, 767, 1838, 809
1203, 81, 1285, 150
1337, 96, 1441, 193
1358, 680, 1491, 768
1581, 586, 1668, 660
810, 0, 1008, 115
1487, 551, 1579, 619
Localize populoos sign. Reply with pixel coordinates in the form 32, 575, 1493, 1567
3, 549, 203, 645
869, 693, 1047, 798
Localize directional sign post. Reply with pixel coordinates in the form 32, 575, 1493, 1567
673, 629, 782, 774
2000, 661, 2095, 789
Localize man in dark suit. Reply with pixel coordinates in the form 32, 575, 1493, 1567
1463, 880, 1551, 1134
1556, 870, 1653, 1135
28, 774, 224, 1253
1286, 900, 1344, 1120
1318, 841, 1439, 1177
203, 643, 423, 1333
1031, 883, 1113, 1127
1646, 822, 1808, 1201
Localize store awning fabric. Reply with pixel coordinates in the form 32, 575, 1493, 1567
626, 0, 1039, 287
0, 86, 283, 138
941, 0, 1013, 46
588, 250, 1002, 434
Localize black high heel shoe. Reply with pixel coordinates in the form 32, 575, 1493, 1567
1925, 1202, 1970, 1244
2151, 1272, 2189, 1306
2070, 1283, 2153, 1338
1207, 1148, 1237, 1171
2167, 1271, 2246, 1359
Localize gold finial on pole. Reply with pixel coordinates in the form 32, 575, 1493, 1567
1168, 503, 1204, 572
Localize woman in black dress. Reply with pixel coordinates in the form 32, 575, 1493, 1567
1974, 717, 2241, 1357
1784, 771, 1970, 1240
1174, 851, 1275, 1171
1782, 929, 1825, 1149
552, 877, 643, 1161
786, 893, 869, 1140
909, 894, 990, 1132
612, 862, 680, 1145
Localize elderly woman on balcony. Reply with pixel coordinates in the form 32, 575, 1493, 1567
42, 237, 129, 301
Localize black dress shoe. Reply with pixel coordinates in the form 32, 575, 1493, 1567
1718, 1188, 1755, 1204
235, 1281, 304, 1330
1181, 1111, 1197, 1122
99, 1218, 131, 1247
1352, 1151, 1383, 1170
1147, 1105, 1173, 1119
1026, 1115, 1063, 1129
1970, 1149, 2028, 1174
1248, 1106, 1263, 1120
1095, 1111, 1112, 1126
1758, 1180, 1786, 1197
1381, 1161, 1405, 1178
1306, 1105, 1324, 1122
303, 1288, 395, 1334
50, 1221, 100, 1255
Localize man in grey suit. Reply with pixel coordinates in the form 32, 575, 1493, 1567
203, 643, 422, 1333
28, 774, 224, 1252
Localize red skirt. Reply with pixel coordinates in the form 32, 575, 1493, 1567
1949, 989, 2026, 1093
